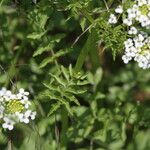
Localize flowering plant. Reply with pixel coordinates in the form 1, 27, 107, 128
0, 0, 150, 149
0, 88, 36, 130
108, 0, 150, 69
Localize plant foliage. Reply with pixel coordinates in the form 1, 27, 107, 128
0, 0, 150, 150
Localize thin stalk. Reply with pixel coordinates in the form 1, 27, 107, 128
55, 114, 60, 150
7, 139, 13, 150
60, 106, 68, 150
103, 0, 110, 12
49, 49, 67, 149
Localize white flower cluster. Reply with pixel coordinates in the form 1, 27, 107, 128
122, 34, 150, 69
123, 0, 150, 27
108, 0, 150, 69
0, 88, 36, 130
108, 5, 123, 24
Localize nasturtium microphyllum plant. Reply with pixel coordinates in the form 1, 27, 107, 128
0, 88, 36, 130
108, 0, 150, 69
0, 0, 150, 149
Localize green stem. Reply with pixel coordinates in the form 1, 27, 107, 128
7, 139, 13, 150
74, 9, 96, 72
60, 106, 68, 150
103, 0, 109, 12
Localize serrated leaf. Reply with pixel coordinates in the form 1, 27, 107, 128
33, 43, 54, 57
50, 34, 66, 43
63, 93, 80, 106
39, 49, 71, 68
80, 74, 88, 80
80, 18, 86, 31
75, 29, 99, 72
48, 102, 62, 116
64, 101, 73, 116
67, 87, 86, 94
69, 95, 80, 106
39, 14, 49, 29
49, 95, 73, 115
49, 73, 66, 87
43, 83, 60, 93
27, 31, 47, 40
61, 65, 69, 81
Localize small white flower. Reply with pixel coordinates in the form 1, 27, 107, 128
19, 88, 29, 96
18, 113, 30, 124
2, 117, 15, 130
10, 94, 17, 99
128, 26, 138, 35
25, 110, 36, 120
123, 18, 133, 26
137, 0, 147, 6
6, 90, 12, 96
16, 93, 22, 99
21, 99, 31, 109
108, 14, 117, 24
122, 55, 132, 64
124, 38, 133, 48
115, 5, 123, 14
0, 87, 7, 96
138, 34, 145, 41
127, 8, 136, 19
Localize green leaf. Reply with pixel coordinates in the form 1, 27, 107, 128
33, 43, 54, 57
39, 48, 71, 68
39, 14, 49, 29
75, 29, 99, 72
48, 102, 62, 116
64, 93, 80, 106
50, 34, 66, 43
61, 65, 69, 81
43, 83, 60, 93
49, 95, 73, 115
94, 67, 103, 85
67, 87, 86, 95
27, 31, 47, 40
80, 18, 86, 31
49, 73, 66, 87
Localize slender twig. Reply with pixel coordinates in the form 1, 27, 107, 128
72, 24, 93, 47
55, 114, 60, 150
7, 139, 13, 150
103, 0, 110, 12
90, 139, 93, 150
60, 107, 68, 150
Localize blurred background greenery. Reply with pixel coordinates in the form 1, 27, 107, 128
0, 0, 150, 150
